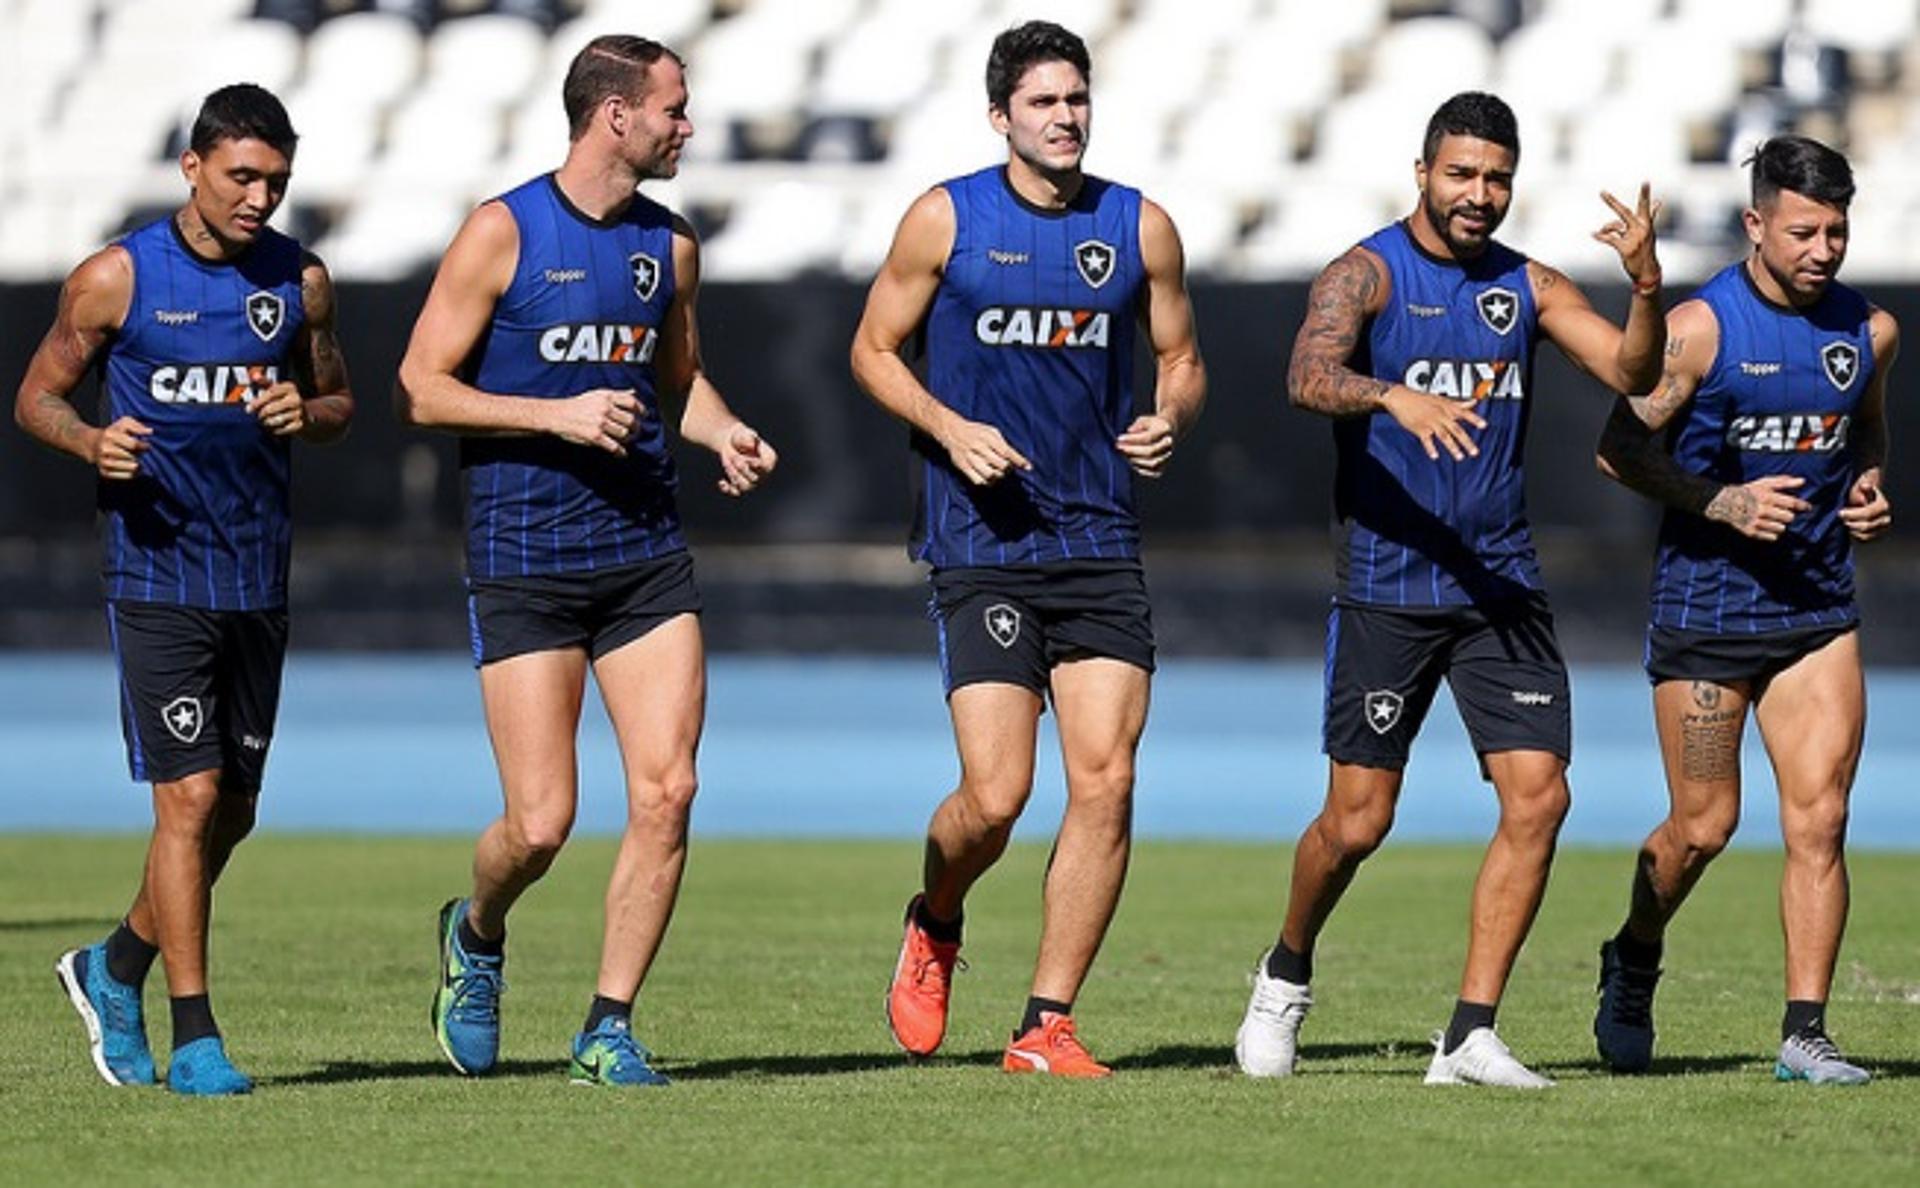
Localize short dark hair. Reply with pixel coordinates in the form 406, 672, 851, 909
562, 34, 684, 140
1747, 135, 1854, 210
1421, 91, 1519, 164
189, 83, 298, 158
985, 20, 1091, 112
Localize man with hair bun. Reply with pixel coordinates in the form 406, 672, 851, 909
1593, 135, 1895, 1086
399, 34, 777, 1088
1234, 90, 1666, 1088
20, 83, 355, 1095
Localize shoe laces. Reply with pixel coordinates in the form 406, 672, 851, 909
97, 976, 142, 1033
1248, 978, 1310, 1025
450, 951, 504, 1023
595, 1023, 653, 1072
1789, 1030, 1844, 1064
909, 947, 965, 995
1605, 966, 1659, 1028
1042, 1014, 1093, 1058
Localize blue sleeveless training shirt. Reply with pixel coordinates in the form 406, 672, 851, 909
462, 174, 685, 579
1334, 221, 1542, 608
1648, 263, 1873, 633
99, 217, 305, 610
913, 166, 1145, 568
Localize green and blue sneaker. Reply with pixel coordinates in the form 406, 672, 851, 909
432, 898, 503, 1076
55, 943, 156, 1086
167, 1035, 252, 1096
569, 1016, 669, 1087
1776, 1031, 1870, 1085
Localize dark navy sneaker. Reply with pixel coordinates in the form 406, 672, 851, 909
55, 943, 156, 1086
1594, 939, 1661, 1074
167, 1035, 253, 1096
569, 1016, 669, 1087
432, 898, 504, 1076
1776, 1031, 1870, 1085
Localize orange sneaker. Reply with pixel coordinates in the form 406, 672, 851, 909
1002, 1011, 1112, 1078
886, 895, 961, 1056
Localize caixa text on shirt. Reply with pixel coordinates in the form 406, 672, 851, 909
149, 363, 279, 403
974, 307, 1111, 349
1401, 358, 1525, 402
1725, 413, 1850, 453
538, 323, 659, 364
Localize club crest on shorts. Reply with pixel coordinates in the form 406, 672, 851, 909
1821, 341, 1860, 391
161, 696, 204, 744
1073, 239, 1116, 290
1363, 689, 1403, 735
629, 252, 661, 302
983, 603, 1022, 649
1475, 286, 1518, 336
244, 290, 284, 343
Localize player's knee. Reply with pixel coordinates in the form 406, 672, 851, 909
1783, 794, 1849, 858
506, 812, 573, 866
1501, 775, 1570, 839
959, 776, 1030, 833
630, 770, 699, 824
1065, 754, 1135, 815
1676, 809, 1738, 863
1324, 800, 1394, 863
154, 777, 222, 833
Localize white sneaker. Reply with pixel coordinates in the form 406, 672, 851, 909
1235, 950, 1313, 1078
1423, 1027, 1553, 1089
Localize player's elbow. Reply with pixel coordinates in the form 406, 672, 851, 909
393, 361, 436, 428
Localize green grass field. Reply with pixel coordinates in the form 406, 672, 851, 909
4, 836, 1918, 1185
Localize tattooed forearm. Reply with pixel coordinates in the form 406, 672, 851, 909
1287, 250, 1392, 416
1679, 681, 1743, 782
1597, 399, 1720, 514
19, 390, 97, 459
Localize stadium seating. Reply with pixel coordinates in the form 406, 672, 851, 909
0, 0, 1915, 283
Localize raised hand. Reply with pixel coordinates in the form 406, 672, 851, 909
941, 417, 1032, 486
1383, 389, 1486, 462
93, 415, 151, 480
1593, 182, 1663, 290
1116, 414, 1175, 478
249, 378, 307, 437
551, 388, 643, 455
1838, 469, 1892, 542
717, 422, 778, 496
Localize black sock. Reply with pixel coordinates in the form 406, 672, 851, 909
584, 995, 631, 1035
104, 919, 160, 986
1020, 996, 1073, 1035
1265, 940, 1312, 985
1612, 926, 1663, 971
170, 994, 219, 1049
1783, 999, 1826, 1042
1443, 1000, 1497, 1054
912, 897, 962, 945
457, 912, 504, 958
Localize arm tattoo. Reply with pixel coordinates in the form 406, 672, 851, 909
1598, 399, 1720, 515
1286, 252, 1391, 415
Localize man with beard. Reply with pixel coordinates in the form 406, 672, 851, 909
398, 35, 776, 1087
1233, 91, 1664, 1087
1591, 136, 1894, 1085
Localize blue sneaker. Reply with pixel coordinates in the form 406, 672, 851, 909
55, 944, 155, 1086
433, 898, 503, 1075
167, 1035, 252, 1096
569, 1017, 669, 1087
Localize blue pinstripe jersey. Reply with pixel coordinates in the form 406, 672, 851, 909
1649, 263, 1873, 633
461, 175, 685, 580
913, 166, 1144, 568
1333, 222, 1543, 608
98, 217, 305, 610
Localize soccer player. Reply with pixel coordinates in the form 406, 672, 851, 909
1591, 137, 1893, 1086
17, 84, 354, 1095
1233, 92, 1665, 1088
852, 21, 1205, 1078
397, 35, 776, 1087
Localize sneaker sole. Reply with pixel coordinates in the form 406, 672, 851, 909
54, 950, 125, 1087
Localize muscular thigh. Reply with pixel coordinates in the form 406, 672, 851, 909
1049, 656, 1150, 780
593, 612, 706, 786
479, 647, 590, 811
1653, 676, 1752, 815
1753, 629, 1864, 808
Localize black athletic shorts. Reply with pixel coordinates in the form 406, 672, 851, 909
1644, 621, 1857, 685
466, 552, 702, 667
928, 561, 1155, 695
107, 600, 288, 792
1323, 592, 1571, 772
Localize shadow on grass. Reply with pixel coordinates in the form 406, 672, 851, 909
0, 917, 119, 934
263, 1059, 559, 1086
1115, 1039, 1431, 1073
671, 1050, 948, 1080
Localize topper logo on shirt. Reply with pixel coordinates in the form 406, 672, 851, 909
244, 291, 284, 343
1821, 341, 1860, 391
1402, 359, 1524, 402
150, 363, 279, 404
629, 252, 661, 301
1726, 413, 1850, 453
974, 307, 1111, 349
1475, 287, 1519, 336
538, 323, 658, 364
1074, 239, 1116, 289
